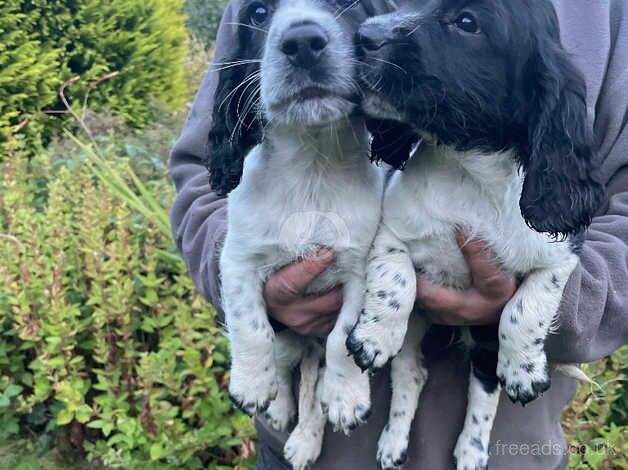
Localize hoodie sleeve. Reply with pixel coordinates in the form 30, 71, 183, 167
168, 1, 242, 314
546, 0, 628, 363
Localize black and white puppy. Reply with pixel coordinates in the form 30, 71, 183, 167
207, 0, 392, 467
346, 0, 605, 468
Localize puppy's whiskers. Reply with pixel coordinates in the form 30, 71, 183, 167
225, 22, 269, 34
211, 59, 262, 72
370, 57, 408, 75
335, 0, 361, 19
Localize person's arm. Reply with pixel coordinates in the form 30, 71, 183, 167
545, 164, 628, 363
169, 0, 341, 333
169, 1, 234, 309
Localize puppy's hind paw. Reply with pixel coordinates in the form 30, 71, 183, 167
377, 424, 409, 470
284, 424, 324, 470
322, 370, 371, 434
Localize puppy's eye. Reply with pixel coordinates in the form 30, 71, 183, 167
454, 12, 480, 34
248, 2, 268, 26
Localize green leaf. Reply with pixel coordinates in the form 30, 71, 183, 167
150, 443, 165, 460
0, 395, 10, 408
4, 383, 23, 397
75, 404, 93, 423
56, 408, 74, 425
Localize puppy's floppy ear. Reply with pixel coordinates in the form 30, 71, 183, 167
206, 43, 263, 195
366, 118, 419, 170
519, 16, 604, 236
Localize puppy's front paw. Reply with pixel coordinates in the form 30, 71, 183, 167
229, 362, 278, 416
377, 424, 409, 470
346, 307, 406, 372
497, 349, 550, 406
453, 429, 489, 470
284, 422, 324, 470
264, 387, 296, 432
321, 369, 371, 434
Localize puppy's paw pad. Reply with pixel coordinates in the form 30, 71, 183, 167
377, 425, 409, 470
497, 351, 550, 406
322, 373, 371, 434
229, 365, 278, 415
453, 432, 489, 470
284, 425, 324, 470
264, 393, 296, 432
346, 310, 406, 372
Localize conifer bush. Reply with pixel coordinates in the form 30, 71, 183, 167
0, 0, 188, 154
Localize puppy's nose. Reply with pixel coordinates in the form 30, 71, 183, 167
280, 23, 328, 68
356, 23, 389, 52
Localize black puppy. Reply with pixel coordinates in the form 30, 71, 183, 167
346, 1, 605, 468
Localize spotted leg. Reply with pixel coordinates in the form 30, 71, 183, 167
220, 257, 278, 415
377, 314, 429, 470
265, 331, 310, 432
347, 225, 416, 371
284, 345, 326, 470
453, 345, 500, 470
496, 255, 578, 405
322, 274, 372, 434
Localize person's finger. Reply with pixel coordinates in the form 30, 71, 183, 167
416, 275, 466, 314
296, 315, 338, 336
298, 288, 343, 315
266, 248, 335, 300
455, 226, 504, 280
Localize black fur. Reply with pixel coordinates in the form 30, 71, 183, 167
205, 3, 267, 195
366, 118, 420, 170
358, 0, 605, 237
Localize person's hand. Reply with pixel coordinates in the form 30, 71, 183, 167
416, 227, 518, 326
264, 248, 342, 336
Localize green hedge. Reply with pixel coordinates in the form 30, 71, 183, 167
0, 136, 254, 469
184, 0, 228, 49
0, 0, 188, 154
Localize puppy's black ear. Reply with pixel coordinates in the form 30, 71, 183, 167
206, 48, 262, 195
519, 19, 604, 236
366, 118, 419, 170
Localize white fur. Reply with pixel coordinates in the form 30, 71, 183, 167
453, 373, 501, 470
352, 141, 579, 468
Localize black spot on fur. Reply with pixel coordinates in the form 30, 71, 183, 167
471, 437, 484, 452
521, 362, 535, 373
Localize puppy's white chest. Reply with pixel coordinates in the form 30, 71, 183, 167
226, 143, 383, 290
382, 145, 555, 287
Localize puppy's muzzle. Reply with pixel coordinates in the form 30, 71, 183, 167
281, 22, 329, 69
356, 23, 390, 52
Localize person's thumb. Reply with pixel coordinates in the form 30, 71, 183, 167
269, 248, 335, 299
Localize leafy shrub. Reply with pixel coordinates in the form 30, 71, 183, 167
184, 0, 229, 49
562, 347, 627, 469
0, 129, 255, 469
1, 0, 189, 154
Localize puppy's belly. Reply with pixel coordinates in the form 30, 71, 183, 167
407, 235, 472, 290
256, 244, 362, 295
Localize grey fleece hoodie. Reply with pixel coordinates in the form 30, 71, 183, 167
169, 1, 628, 468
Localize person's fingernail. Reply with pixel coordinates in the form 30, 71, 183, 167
455, 225, 470, 244
315, 247, 335, 263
